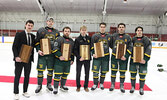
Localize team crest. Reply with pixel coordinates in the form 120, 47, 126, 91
48, 29, 52, 32
39, 64, 43, 68
54, 42, 58, 46
112, 64, 115, 68
56, 33, 58, 36
108, 37, 110, 41
44, 34, 55, 40
125, 39, 127, 42
94, 66, 97, 70
115, 40, 125, 44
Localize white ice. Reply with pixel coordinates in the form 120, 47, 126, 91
0, 43, 167, 100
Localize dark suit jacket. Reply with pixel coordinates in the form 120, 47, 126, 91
12, 31, 35, 62
74, 34, 92, 61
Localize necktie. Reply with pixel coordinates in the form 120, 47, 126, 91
82, 36, 86, 41
28, 33, 31, 46
83, 37, 86, 41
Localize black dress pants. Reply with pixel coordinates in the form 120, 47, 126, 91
14, 62, 31, 94
76, 60, 90, 88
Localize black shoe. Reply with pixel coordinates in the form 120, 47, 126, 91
139, 88, 144, 95
60, 86, 69, 91
130, 87, 135, 93
47, 84, 53, 91
35, 85, 42, 93
53, 88, 58, 94
91, 85, 97, 91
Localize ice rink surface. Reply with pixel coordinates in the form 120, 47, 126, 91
0, 43, 167, 100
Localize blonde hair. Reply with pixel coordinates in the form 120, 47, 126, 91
80, 25, 87, 31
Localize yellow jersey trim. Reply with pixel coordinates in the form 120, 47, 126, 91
144, 53, 151, 57
52, 50, 58, 53
54, 73, 63, 75
37, 69, 45, 71
35, 42, 40, 46
127, 49, 131, 54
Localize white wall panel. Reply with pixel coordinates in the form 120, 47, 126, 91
1, 12, 167, 34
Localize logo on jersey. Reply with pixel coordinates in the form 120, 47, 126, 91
48, 29, 52, 32
44, 34, 55, 41
115, 40, 125, 44
119, 35, 123, 38
125, 39, 127, 42
54, 42, 58, 47
137, 38, 142, 41
66, 39, 69, 41
94, 66, 97, 70
56, 33, 58, 37
112, 64, 115, 68
99, 39, 108, 46
101, 35, 105, 37
134, 43, 143, 47
108, 37, 110, 41
39, 64, 43, 68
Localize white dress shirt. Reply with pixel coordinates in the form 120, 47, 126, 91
25, 30, 31, 45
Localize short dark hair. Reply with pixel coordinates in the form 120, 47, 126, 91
135, 26, 143, 32
25, 20, 34, 25
99, 22, 106, 27
118, 23, 126, 28
63, 26, 71, 32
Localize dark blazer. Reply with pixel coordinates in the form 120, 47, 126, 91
74, 34, 92, 61
12, 31, 35, 62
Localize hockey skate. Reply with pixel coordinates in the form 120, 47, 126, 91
35, 85, 42, 93
60, 86, 69, 92
46, 83, 53, 92
100, 84, 104, 90
139, 88, 144, 95
130, 87, 135, 93
53, 88, 58, 94
120, 83, 125, 93
109, 84, 115, 91
91, 85, 97, 91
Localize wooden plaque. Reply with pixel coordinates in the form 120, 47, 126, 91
40, 38, 51, 55
19, 44, 33, 63
133, 46, 144, 63
80, 45, 90, 60
61, 43, 71, 61
116, 43, 126, 59
94, 42, 104, 58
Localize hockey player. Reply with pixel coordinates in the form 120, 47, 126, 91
109, 23, 132, 93
129, 26, 152, 95
74, 25, 91, 92
35, 17, 60, 93
91, 22, 112, 91
52, 26, 74, 94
